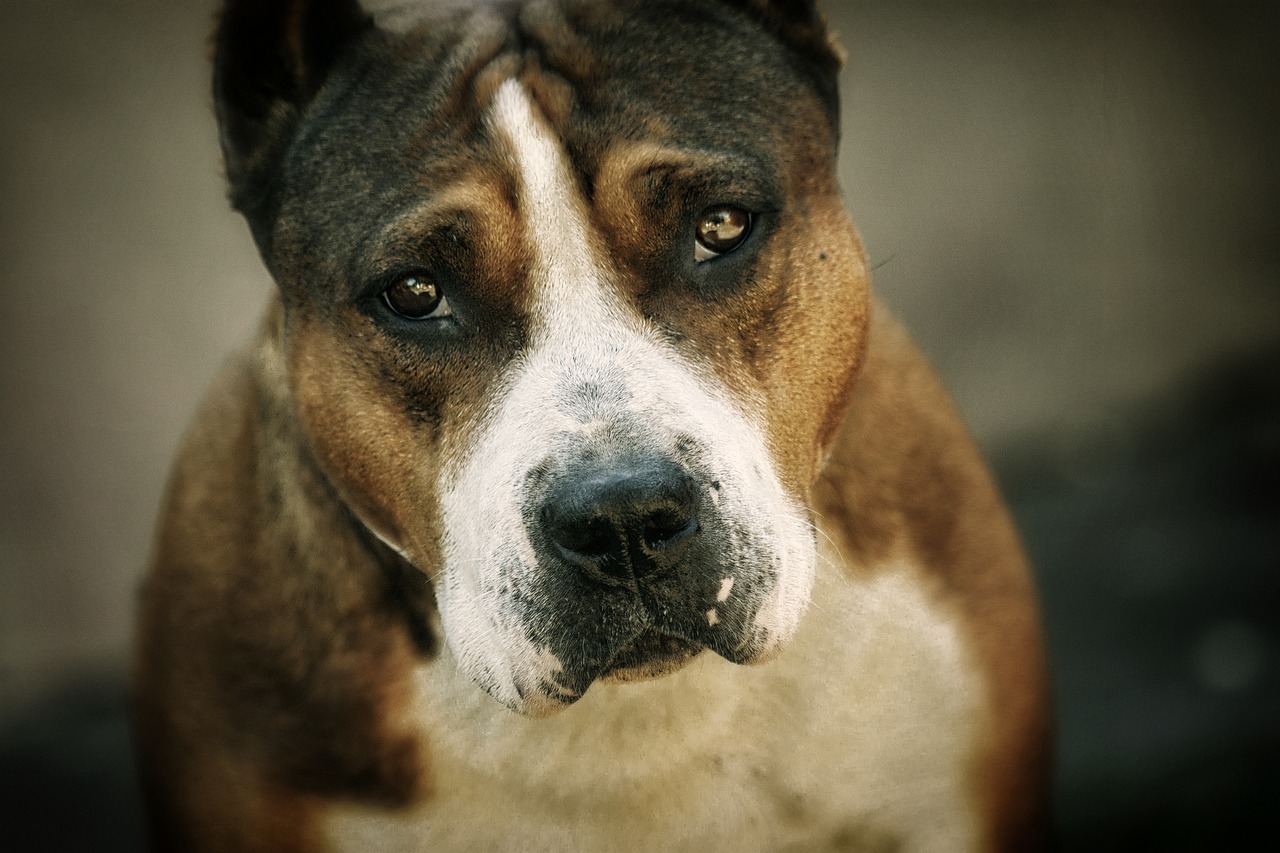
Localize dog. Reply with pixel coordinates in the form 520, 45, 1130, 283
134, 1, 1051, 850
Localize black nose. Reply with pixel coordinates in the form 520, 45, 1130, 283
540, 459, 699, 585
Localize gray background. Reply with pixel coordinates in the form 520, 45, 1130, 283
2, 0, 1277, 848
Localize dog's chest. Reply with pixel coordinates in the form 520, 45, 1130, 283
322, 552, 986, 852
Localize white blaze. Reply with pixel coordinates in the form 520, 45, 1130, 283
434, 80, 815, 714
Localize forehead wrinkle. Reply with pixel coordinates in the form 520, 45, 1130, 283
360, 176, 516, 290
380, 178, 507, 240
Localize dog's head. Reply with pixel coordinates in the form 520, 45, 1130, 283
215, 0, 869, 716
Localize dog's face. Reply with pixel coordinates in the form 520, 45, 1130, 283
216, 0, 869, 715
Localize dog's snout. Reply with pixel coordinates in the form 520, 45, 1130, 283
540, 459, 698, 585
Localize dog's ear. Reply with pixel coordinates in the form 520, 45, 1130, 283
716, 0, 843, 117
214, 0, 374, 252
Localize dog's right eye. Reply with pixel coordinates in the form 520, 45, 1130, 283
694, 205, 753, 262
382, 274, 452, 320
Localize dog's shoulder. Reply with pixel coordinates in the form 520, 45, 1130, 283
815, 301, 1053, 849
136, 302, 432, 848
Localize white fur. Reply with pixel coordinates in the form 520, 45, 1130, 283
431, 80, 815, 714
323, 544, 985, 851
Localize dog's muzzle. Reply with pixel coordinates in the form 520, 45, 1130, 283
434, 337, 816, 717
514, 443, 774, 699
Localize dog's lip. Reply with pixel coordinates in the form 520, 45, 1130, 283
595, 629, 703, 683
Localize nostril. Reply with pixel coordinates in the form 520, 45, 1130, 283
642, 506, 698, 550
547, 515, 616, 560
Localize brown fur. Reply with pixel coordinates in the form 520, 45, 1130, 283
136, 307, 432, 849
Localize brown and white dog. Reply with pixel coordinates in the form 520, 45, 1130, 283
134, 1, 1051, 850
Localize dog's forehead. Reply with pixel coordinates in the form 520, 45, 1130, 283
267, 0, 834, 305
289, 0, 812, 190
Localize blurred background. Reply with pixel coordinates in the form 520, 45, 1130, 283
1, 0, 1276, 849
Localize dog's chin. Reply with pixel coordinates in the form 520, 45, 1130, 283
494, 632, 705, 718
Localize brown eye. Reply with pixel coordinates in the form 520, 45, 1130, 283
694, 206, 753, 262
382, 274, 450, 320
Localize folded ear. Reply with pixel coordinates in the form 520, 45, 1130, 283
214, 0, 373, 252
716, 0, 843, 117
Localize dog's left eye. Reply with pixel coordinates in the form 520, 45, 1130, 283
382, 274, 452, 320
694, 206, 753, 262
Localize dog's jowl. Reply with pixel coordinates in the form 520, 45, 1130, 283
135, 1, 1051, 850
